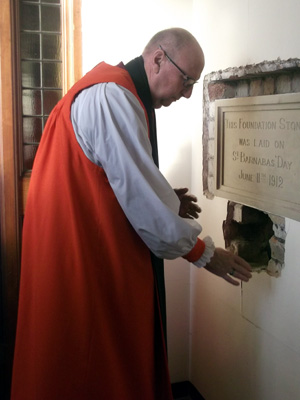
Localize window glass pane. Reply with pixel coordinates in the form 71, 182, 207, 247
19, 0, 62, 172
43, 62, 62, 88
23, 144, 39, 171
23, 117, 43, 143
22, 61, 41, 88
21, 33, 40, 59
41, 5, 61, 32
42, 34, 62, 60
20, 4, 40, 31
43, 90, 62, 115
22, 90, 42, 115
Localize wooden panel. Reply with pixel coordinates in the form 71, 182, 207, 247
62, 0, 82, 93
0, 0, 21, 398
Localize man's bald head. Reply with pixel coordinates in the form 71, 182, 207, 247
142, 28, 205, 108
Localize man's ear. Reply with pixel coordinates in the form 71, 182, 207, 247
153, 49, 164, 74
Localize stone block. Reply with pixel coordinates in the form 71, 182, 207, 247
292, 73, 300, 92
276, 75, 292, 94
272, 223, 287, 241
208, 120, 215, 139
250, 79, 263, 96
207, 176, 215, 196
207, 158, 214, 176
267, 259, 283, 277
236, 81, 249, 97
263, 77, 275, 95
209, 102, 215, 119
269, 236, 285, 263
208, 83, 226, 101
208, 138, 215, 155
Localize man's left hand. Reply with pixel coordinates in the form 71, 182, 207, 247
174, 188, 201, 219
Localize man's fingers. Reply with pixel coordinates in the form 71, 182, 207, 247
233, 254, 253, 271
228, 265, 252, 281
174, 188, 189, 197
224, 274, 240, 286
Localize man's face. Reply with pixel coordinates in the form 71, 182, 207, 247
149, 44, 204, 109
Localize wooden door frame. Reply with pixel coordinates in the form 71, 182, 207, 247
0, 1, 21, 396
0, 1, 82, 397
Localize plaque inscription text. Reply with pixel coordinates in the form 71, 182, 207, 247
215, 93, 300, 221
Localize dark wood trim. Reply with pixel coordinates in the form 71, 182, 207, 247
62, 0, 82, 93
0, 0, 22, 398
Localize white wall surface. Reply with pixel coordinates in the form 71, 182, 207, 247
190, 1, 300, 399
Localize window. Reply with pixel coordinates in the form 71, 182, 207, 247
0, 1, 81, 397
20, 0, 63, 172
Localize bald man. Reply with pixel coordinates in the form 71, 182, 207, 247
11, 28, 252, 400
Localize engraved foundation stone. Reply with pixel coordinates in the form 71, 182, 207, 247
214, 93, 300, 221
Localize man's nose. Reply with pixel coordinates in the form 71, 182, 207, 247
182, 86, 193, 99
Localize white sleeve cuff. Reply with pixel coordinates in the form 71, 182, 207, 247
193, 236, 215, 268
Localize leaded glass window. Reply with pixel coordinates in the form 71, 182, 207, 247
20, 0, 62, 171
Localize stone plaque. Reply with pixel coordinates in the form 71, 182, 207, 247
215, 93, 300, 221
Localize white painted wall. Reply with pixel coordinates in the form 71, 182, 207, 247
190, 1, 300, 399
81, 0, 300, 395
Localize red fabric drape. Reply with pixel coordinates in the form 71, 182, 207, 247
11, 63, 172, 400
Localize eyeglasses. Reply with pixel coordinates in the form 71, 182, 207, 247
159, 45, 198, 88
